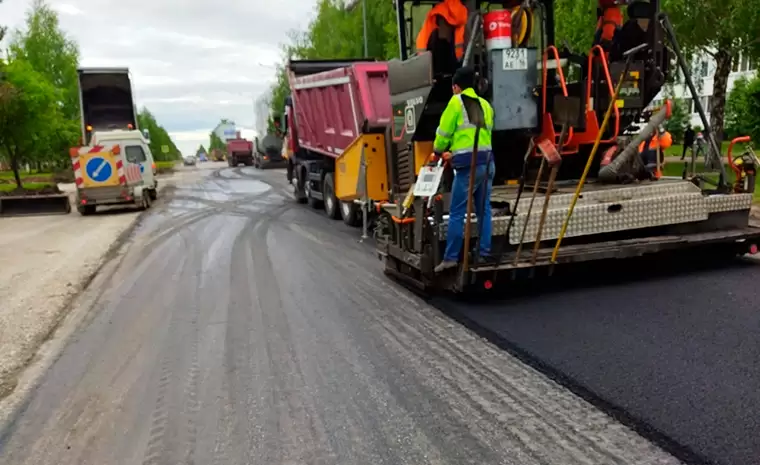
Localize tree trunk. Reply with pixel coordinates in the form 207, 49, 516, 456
709, 49, 732, 149
10, 155, 22, 189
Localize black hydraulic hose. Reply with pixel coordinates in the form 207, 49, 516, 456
597, 102, 670, 182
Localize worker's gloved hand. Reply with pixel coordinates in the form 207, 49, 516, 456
431, 151, 452, 167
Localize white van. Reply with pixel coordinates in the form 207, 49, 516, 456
71, 130, 158, 215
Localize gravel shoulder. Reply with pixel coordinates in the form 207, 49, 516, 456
0, 163, 219, 399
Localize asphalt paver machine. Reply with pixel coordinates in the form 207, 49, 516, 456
376, 0, 760, 292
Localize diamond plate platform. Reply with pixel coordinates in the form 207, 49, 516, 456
438, 182, 753, 244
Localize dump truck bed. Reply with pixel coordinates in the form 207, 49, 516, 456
288, 59, 392, 158
78, 68, 138, 145
227, 139, 252, 154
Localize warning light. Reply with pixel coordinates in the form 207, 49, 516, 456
750, 244, 758, 255
127, 123, 134, 129
483, 280, 493, 290
86, 125, 93, 131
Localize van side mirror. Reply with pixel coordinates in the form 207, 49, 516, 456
142, 129, 151, 142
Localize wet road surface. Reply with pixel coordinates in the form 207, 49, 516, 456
0, 166, 679, 465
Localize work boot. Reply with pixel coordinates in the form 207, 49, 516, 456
434, 260, 458, 273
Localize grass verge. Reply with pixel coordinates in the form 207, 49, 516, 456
156, 161, 177, 175
661, 160, 760, 201
0, 182, 57, 194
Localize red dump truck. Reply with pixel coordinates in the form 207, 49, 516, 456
227, 137, 253, 167
283, 59, 393, 225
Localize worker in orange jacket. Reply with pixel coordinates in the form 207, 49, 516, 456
594, 0, 625, 49
638, 126, 673, 178
415, 0, 468, 68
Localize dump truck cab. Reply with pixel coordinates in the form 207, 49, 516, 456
376, 0, 759, 292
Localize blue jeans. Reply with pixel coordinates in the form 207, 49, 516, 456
444, 162, 495, 261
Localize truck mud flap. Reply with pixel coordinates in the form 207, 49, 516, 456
0, 194, 72, 217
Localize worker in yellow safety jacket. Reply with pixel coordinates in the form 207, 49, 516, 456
433, 67, 495, 273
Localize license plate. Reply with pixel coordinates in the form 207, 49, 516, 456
503, 48, 528, 71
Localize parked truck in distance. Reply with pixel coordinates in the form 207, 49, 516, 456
227, 137, 253, 167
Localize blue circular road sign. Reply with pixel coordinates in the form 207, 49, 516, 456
85, 156, 113, 183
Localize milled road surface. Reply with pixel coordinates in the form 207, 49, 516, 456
0, 166, 679, 465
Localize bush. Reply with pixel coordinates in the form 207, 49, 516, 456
725, 75, 760, 141
155, 161, 176, 175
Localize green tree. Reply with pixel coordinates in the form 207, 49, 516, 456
553, 0, 597, 53
8, 0, 80, 121
6, 0, 80, 167
0, 58, 65, 188
663, 0, 760, 146
725, 75, 760, 142
661, 86, 691, 143
137, 108, 181, 161
266, 0, 399, 119
209, 130, 226, 155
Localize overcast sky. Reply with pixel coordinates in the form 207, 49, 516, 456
0, 0, 315, 155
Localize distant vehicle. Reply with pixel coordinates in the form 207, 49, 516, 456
183, 155, 197, 166
227, 138, 254, 166
253, 132, 286, 169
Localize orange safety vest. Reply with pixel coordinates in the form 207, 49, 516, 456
415, 0, 468, 60
595, 6, 623, 44
638, 131, 673, 153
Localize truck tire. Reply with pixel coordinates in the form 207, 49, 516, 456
323, 173, 340, 219
293, 166, 307, 204
140, 192, 152, 210
341, 201, 361, 227
148, 188, 158, 201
